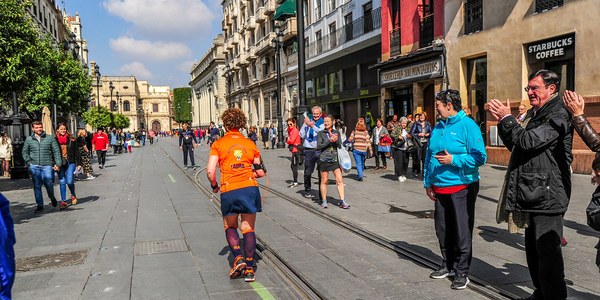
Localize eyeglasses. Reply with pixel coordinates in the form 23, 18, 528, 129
524, 85, 545, 92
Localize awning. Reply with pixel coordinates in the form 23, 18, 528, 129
274, 0, 296, 21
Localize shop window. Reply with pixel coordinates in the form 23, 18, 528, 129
535, 0, 563, 13
153, 103, 159, 112
343, 66, 357, 90
464, 0, 483, 35
467, 57, 487, 144
329, 72, 340, 94
306, 79, 314, 98
316, 75, 327, 96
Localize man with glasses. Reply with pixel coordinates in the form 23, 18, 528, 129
488, 69, 573, 300
299, 106, 325, 199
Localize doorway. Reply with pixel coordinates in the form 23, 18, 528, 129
152, 120, 161, 133
423, 83, 435, 123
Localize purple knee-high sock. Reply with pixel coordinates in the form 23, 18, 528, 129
243, 231, 256, 268
225, 228, 243, 258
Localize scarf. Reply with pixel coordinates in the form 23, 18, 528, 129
58, 135, 69, 162
306, 118, 324, 143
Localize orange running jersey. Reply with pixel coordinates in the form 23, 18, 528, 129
209, 130, 260, 193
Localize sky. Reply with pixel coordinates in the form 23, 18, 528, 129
65, 0, 224, 88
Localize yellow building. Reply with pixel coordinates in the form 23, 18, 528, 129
445, 0, 600, 173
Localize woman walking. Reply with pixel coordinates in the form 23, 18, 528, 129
286, 118, 301, 188
371, 118, 389, 169
206, 108, 265, 282
55, 123, 81, 209
411, 112, 432, 178
0, 132, 12, 177
390, 117, 411, 182
76, 129, 95, 180
348, 118, 372, 181
424, 90, 486, 290
317, 115, 349, 209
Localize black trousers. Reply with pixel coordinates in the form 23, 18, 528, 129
525, 213, 567, 299
434, 181, 479, 275
291, 152, 300, 182
96, 150, 106, 165
182, 144, 195, 166
393, 149, 409, 176
303, 149, 322, 199
374, 151, 387, 168
411, 149, 420, 173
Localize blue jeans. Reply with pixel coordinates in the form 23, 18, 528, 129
29, 165, 56, 207
352, 150, 367, 179
58, 163, 76, 201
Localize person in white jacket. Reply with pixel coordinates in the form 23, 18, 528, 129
0, 132, 12, 177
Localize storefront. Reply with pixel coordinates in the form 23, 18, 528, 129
525, 33, 575, 92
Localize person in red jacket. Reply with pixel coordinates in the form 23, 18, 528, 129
286, 118, 302, 188
92, 127, 109, 169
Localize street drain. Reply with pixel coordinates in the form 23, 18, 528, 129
16, 249, 88, 272
388, 205, 433, 219
134, 240, 188, 256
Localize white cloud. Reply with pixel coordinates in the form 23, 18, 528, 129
178, 60, 196, 73
109, 37, 192, 61
119, 62, 153, 79
103, 0, 216, 38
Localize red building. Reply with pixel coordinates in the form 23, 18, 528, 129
376, 0, 445, 122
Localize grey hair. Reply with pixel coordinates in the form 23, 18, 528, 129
311, 106, 322, 113
399, 117, 408, 123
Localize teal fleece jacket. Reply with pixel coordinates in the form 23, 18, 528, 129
423, 110, 487, 188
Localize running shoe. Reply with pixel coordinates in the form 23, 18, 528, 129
184, 166, 188, 170
99, 165, 103, 169
34, 206, 44, 214
192, 166, 197, 170
451, 274, 470, 290
244, 268, 256, 282
60, 201, 68, 210
321, 201, 328, 208
87, 175, 96, 180
71, 195, 78, 206
229, 256, 247, 279
288, 182, 299, 188
303, 193, 315, 199
339, 200, 350, 209
430, 268, 455, 279
50, 198, 58, 207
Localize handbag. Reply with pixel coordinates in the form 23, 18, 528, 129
337, 146, 352, 173
405, 137, 415, 152
377, 145, 391, 153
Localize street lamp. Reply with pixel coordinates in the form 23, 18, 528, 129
117, 92, 122, 114
94, 64, 101, 112
207, 86, 213, 124
145, 108, 150, 132
109, 81, 114, 112
272, 23, 285, 148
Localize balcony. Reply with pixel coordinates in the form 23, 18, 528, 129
248, 45, 257, 61
237, 53, 249, 66
232, 32, 241, 45
246, 16, 256, 30
390, 28, 400, 57
281, 17, 297, 42
256, 32, 275, 54
226, 16, 232, 25
256, 7, 266, 22
222, 44, 230, 55
226, 39, 234, 49
264, 0, 276, 15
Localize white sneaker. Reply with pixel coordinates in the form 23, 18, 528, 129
400, 176, 407, 182
398, 176, 403, 182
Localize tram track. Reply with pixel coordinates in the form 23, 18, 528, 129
160, 140, 519, 300
156, 144, 323, 300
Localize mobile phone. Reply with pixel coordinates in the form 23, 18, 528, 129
436, 151, 447, 156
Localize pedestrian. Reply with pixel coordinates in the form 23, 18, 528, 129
109, 128, 117, 154
261, 123, 269, 149
92, 127, 109, 169
55, 123, 81, 210
248, 126, 258, 144
85, 130, 93, 158
347, 118, 373, 181
371, 118, 389, 170
424, 89, 487, 290
206, 108, 265, 282
269, 124, 277, 149
0, 132, 12, 177
178, 123, 198, 170
286, 118, 302, 187
386, 114, 400, 132
390, 117, 411, 182
299, 106, 325, 199
22, 120, 62, 213
516, 104, 528, 124
148, 129, 155, 144
116, 129, 125, 153
0, 192, 16, 299
76, 129, 95, 180
488, 70, 572, 299
411, 112, 432, 178
141, 129, 146, 146
317, 114, 349, 209
365, 111, 375, 132
209, 122, 220, 146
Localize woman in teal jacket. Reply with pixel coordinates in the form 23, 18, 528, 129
423, 90, 486, 290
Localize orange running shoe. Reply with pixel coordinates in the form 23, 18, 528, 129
244, 268, 255, 282
229, 256, 246, 279
71, 195, 78, 205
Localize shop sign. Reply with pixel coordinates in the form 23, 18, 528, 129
381, 57, 443, 85
526, 33, 575, 62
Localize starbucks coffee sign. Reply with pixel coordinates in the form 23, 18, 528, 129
526, 33, 575, 63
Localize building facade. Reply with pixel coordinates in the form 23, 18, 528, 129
27, 0, 65, 44
190, 35, 227, 128
377, 0, 445, 124
444, 0, 600, 173
64, 12, 89, 68
89, 62, 173, 133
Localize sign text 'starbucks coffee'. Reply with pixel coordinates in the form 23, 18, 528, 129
526, 33, 575, 63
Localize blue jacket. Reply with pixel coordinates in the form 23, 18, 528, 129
424, 110, 487, 188
0, 193, 15, 299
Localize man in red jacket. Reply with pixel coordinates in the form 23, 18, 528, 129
92, 127, 109, 169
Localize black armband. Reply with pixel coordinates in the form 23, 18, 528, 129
253, 163, 265, 171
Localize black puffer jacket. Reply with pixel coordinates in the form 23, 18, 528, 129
498, 94, 573, 214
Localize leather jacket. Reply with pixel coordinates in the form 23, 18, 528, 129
573, 115, 600, 152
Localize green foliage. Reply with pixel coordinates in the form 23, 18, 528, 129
82, 106, 113, 129
112, 113, 130, 129
173, 87, 192, 123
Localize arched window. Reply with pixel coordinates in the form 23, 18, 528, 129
123, 100, 131, 111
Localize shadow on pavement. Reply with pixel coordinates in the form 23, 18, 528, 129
563, 219, 600, 238
477, 225, 526, 251
75, 195, 100, 205
0, 178, 32, 192
9, 202, 43, 224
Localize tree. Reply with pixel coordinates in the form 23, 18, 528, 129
173, 87, 192, 123
112, 113, 130, 129
82, 106, 113, 129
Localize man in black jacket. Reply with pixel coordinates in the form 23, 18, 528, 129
489, 70, 573, 299
179, 123, 197, 169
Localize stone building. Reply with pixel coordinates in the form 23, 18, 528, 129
89, 62, 173, 133
27, 0, 65, 44
190, 35, 227, 128
444, 0, 600, 173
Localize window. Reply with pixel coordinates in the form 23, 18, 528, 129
124, 100, 131, 111
110, 100, 117, 112
329, 22, 337, 49
315, 0, 322, 19
316, 30, 322, 54
344, 13, 353, 41
363, 2, 373, 33
306, 79, 314, 98
316, 75, 327, 96
329, 0, 336, 13
153, 103, 159, 112
535, 0, 563, 13
464, 0, 483, 35
419, 0, 434, 47
329, 72, 340, 94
